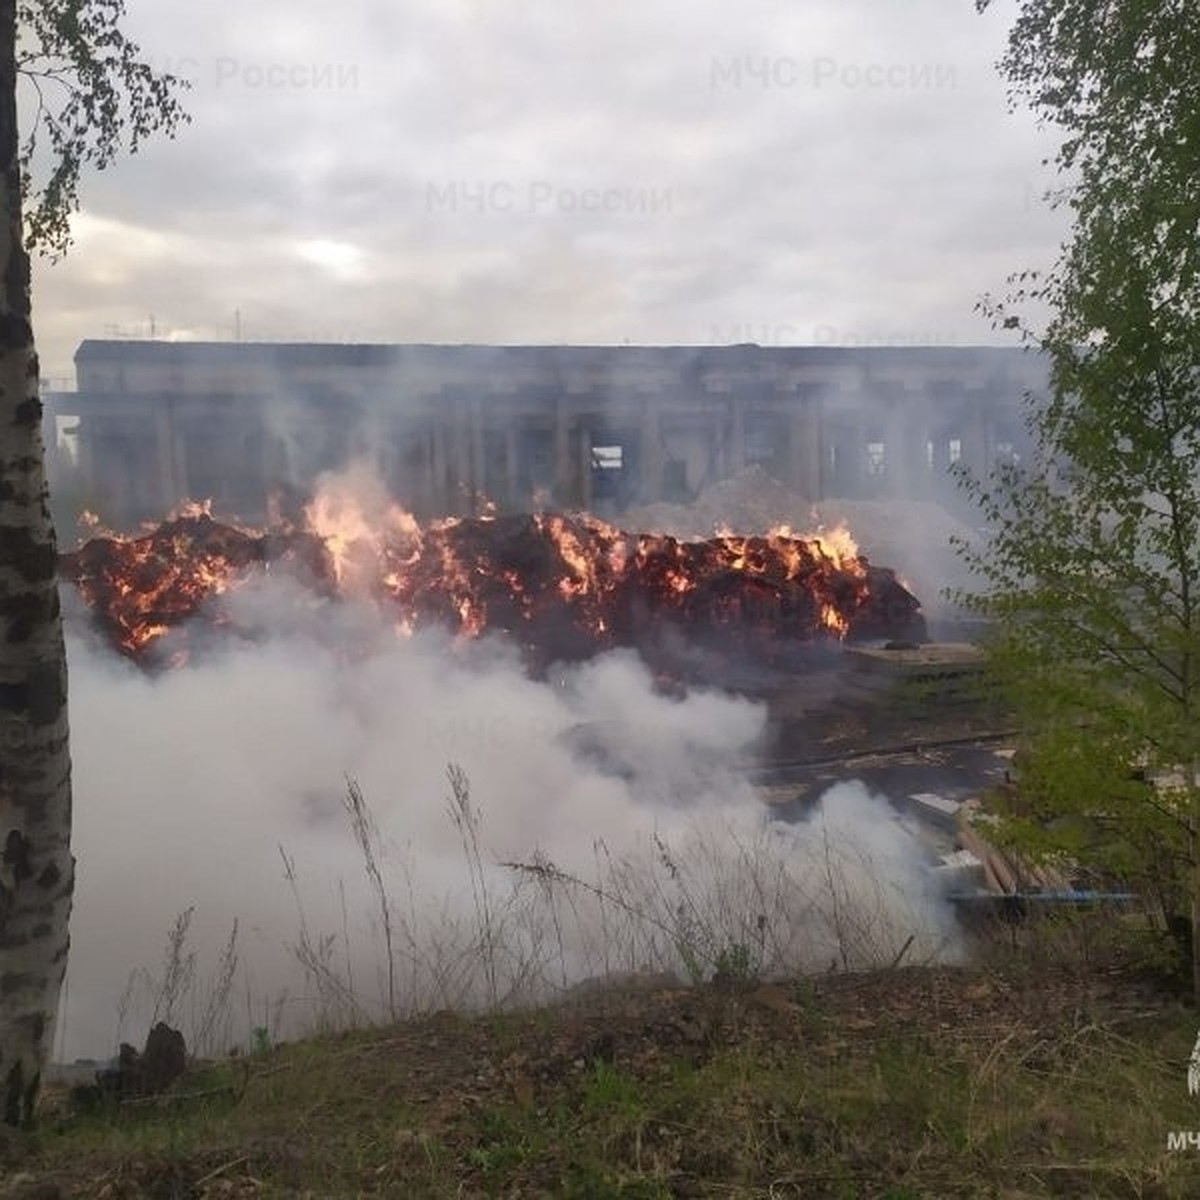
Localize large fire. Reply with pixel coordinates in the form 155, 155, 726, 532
60, 481, 926, 672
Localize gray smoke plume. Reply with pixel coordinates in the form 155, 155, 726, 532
59, 565, 960, 1063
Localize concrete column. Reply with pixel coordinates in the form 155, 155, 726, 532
261, 416, 285, 494
504, 424, 519, 509
422, 425, 437, 513
154, 400, 179, 511
369, 418, 390, 492
380, 422, 402, 502
788, 404, 821, 501
470, 402, 485, 512
451, 401, 471, 515
884, 400, 909, 499
578, 424, 593, 512
962, 392, 990, 478
640, 399, 663, 502
727, 398, 746, 477
709, 411, 723, 483
907, 400, 933, 499
76, 417, 94, 502
172, 427, 191, 503
553, 397, 572, 505
432, 421, 449, 514
847, 408, 869, 497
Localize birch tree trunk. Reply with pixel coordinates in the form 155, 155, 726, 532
0, 3, 74, 1128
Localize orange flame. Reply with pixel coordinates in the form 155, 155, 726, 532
61, 479, 920, 664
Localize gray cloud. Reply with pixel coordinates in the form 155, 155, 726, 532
31, 0, 1064, 381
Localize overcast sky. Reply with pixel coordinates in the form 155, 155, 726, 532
26, 0, 1066, 386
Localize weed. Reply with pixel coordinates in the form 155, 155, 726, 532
152, 906, 197, 1029
190, 918, 239, 1058
343, 776, 397, 1020
713, 939, 759, 987
466, 1106, 548, 1183
582, 1060, 646, 1121
278, 843, 367, 1032
446, 761, 500, 1008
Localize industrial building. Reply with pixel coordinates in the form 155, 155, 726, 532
51, 340, 1047, 526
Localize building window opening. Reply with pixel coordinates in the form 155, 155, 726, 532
866, 440, 886, 476
745, 416, 782, 469
590, 441, 632, 512
948, 437, 962, 465
663, 458, 688, 500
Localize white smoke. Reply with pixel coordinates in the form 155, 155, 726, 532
59, 577, 960, 1063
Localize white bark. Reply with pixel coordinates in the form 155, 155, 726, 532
0, 336, 73, 1127
0, 3, 74, 1126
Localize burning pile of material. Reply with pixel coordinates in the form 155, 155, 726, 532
625, 466, 982, 617
60, 481, 925, 671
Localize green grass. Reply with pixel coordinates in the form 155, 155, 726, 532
10, 965, 1200, 1198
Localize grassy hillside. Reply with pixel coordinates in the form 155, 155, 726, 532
4, 959, 1197, 1199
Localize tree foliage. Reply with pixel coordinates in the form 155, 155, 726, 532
962, 1, 1200, 977
15, 0, 188, 254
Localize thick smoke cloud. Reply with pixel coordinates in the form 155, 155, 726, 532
60, 574, 960, 1063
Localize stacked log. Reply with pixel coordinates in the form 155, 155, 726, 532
955, 813, 1071, 895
